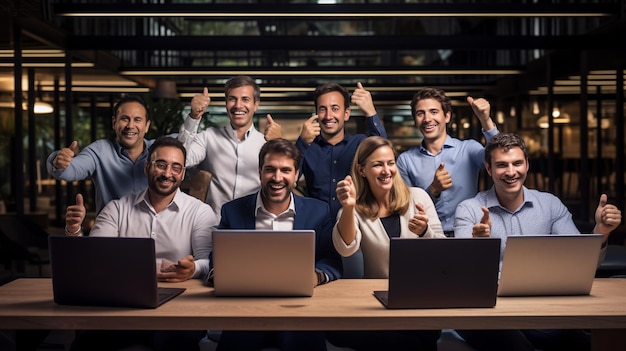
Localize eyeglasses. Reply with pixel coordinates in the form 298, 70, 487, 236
151, 160, 184, 175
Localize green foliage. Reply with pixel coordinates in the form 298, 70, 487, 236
142, 94, 184, 139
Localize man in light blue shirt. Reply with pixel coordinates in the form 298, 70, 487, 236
47, 95, 154, 214
397, 87, 498, 235
454, 132, 622, 351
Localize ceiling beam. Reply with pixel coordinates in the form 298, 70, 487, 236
53, 3, 619, 18
65, 35, 624, 51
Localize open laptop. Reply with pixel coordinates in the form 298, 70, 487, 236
211, 229, 316, 297
497, 234, 604, 296
48, 236, 186, 308
374, 237, 501, 309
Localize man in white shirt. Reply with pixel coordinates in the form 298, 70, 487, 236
64, 136, 217, 351
178, 75, 282, 216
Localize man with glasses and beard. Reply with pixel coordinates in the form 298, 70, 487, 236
64, 136, 216, 351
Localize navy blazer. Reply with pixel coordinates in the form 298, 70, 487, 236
218, 192, 342, 281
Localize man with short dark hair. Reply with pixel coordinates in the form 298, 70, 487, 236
65, 136, 216, 351
47, 94, 154, 213
215, 138, 342, 351
296, 82, 387, 220
178, 75, 282, 216
454, 132, 622, 351
397, 87, 498, 236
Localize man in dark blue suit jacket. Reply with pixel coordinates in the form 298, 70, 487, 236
215, 138, 342, 351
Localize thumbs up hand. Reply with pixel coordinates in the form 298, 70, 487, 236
53, 141, 78, 169
593, 193, 622, 238
429, 162, 452, 197
472, 206, 491, 237
300, 115, 321, 145
350, 82, 377, 117
264, 114, 282, 141
190, 87, 211, 119
65, 193, 86, 236
409, 203, 429, 237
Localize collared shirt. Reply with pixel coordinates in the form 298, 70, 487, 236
90, 188, 217, 279
296, 114, 387, 219
179, 116, 266, 216
47, 138, 153, 214
396, 128, 499, 232
254, 192, 296, 230
454, 186, 580, 262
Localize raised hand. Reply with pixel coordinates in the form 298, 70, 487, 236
65, 193, 86, 235
350, 82, 377, 117
300, 115, 321, 145
408, 203, 429, 236
472, 206, 491, 237
593, 193, 622, 237
429, 162, 452, 197
190, 87, 211, 119
336, 175, 356, 208
264, 114, 282, 141
467, 96, 495, 130
53, 141, 78, 169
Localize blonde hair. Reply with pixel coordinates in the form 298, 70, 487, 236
351, 136, 411, 219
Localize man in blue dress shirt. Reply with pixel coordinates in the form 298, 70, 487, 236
47, 94, 154, 213
454, 132, 622, 351
397, 87, 498, 235
296, 82, 387, 220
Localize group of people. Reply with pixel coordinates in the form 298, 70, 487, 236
46, 75, 622, 351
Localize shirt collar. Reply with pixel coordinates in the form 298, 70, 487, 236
254, 191, 296, 217
225, 123, 253, 140
486, 186, 534, 213
419, 135, 453, 155
114, 139, 147, 158
315, 132, 351, 146
134, 188, 182, 212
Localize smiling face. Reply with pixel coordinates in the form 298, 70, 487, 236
316, 91, 350, 143
357, 145, 397, 195
112, 101, 151, 151
225, 85, 259, 131
413, 98, 450, 144
146, 145, 185, 198
259, 152, 299, 213
485, 145, 529, 209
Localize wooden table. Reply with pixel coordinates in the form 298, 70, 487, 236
2, 278, 626, 350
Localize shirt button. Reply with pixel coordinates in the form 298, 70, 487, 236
332, 179, 336, 183
333, 160, 337, 164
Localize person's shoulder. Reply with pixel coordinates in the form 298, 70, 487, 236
408, 186, 429, 198
462, 190, 489, 206
296, 194, 329, 209
525, 188, 561, 202
398, 146, 420, 157
224, 193, 256, 208
86, 138, 116, 150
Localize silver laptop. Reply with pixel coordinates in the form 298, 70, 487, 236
497, 234, 604, 296
374, 237, 501, 309
48, 236, 186, 308
211, 229, 316, 297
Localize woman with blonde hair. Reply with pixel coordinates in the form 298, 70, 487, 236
333, 136, 445, 278
327, 136, 444, 351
